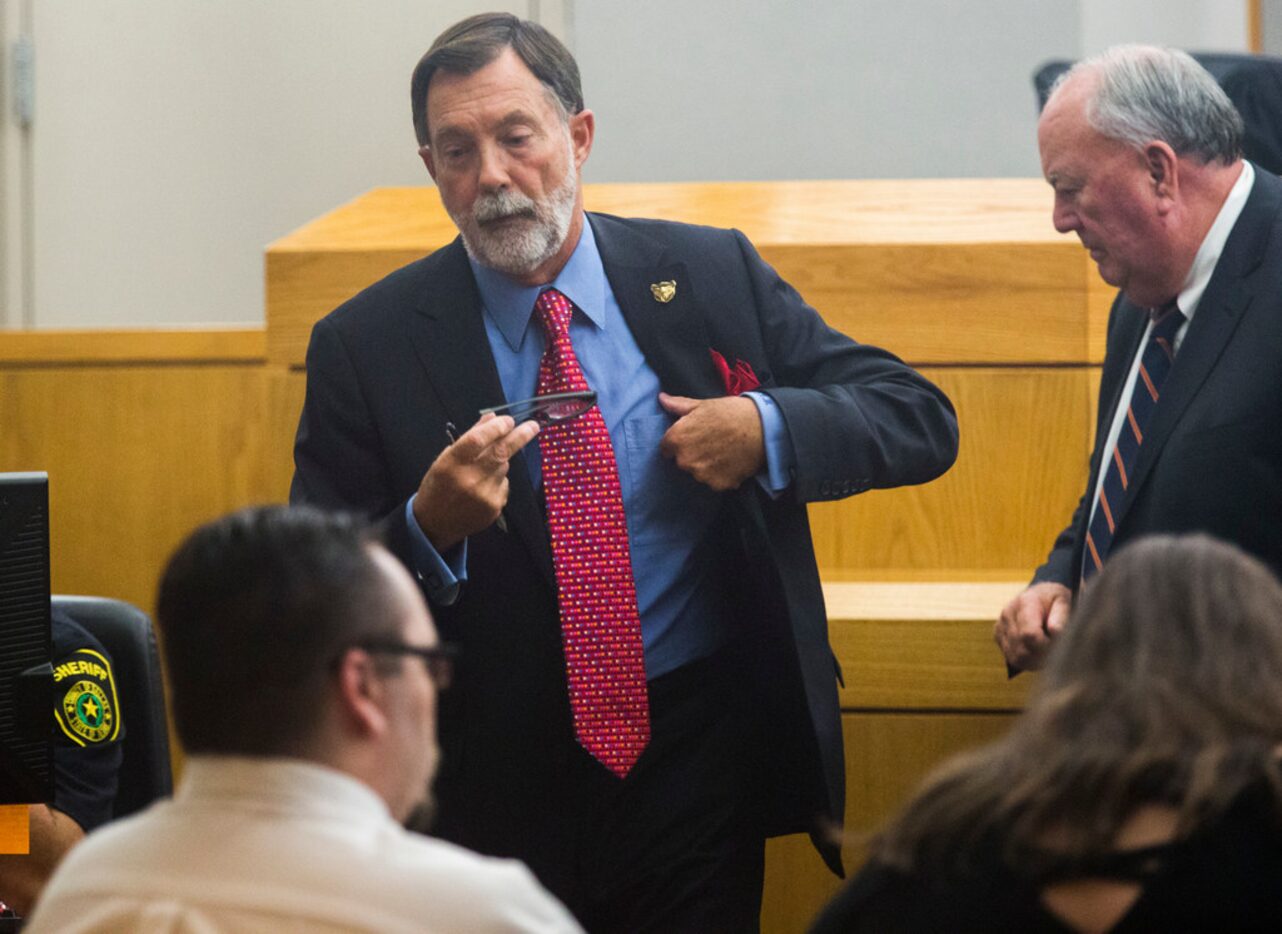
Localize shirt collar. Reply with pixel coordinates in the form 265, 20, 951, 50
470, 214, 607, 352
178, 755, 392, 822
1176, 160, 1254, 322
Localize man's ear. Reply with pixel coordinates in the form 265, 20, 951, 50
569, 109, 595, 170
419, 144, 437, 181
335, 649, 390, 738
1145, 140, 1179, 207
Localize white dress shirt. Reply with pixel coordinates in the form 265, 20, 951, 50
1086, 161, 1255, 535
26, 756, 583, 933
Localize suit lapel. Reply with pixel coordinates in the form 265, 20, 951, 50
405, 240, 555, 587
407, 214, 751, 587
591, 215, 725, 399
1073, 300, 1147, 563
405, 241, 506, 423
1121, 281, 1251, 509
1118, 168, 1278, 519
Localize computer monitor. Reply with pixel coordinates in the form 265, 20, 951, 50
0, 472, 54, 805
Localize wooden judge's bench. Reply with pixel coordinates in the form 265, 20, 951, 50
1, 179, 1112, 931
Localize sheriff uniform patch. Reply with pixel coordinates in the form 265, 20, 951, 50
53, 648, 121, 746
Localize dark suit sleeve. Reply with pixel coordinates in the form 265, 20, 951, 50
1032, 500, 1086, 588
732, 230, 959, 502
291, 316, 406, 529
1031, 294, 1139, 589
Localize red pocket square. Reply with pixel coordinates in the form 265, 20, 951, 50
709, 349, 760, 396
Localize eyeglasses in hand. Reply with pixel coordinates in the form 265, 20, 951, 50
479, 390, 596, 426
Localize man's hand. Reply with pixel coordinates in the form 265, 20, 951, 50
658, 392, 766, 491
413, 413, 539, 551
994, 581, 1072, 671
0, 804, 84, 916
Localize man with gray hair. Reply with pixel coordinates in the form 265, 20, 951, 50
292, 11, 958, 931
997, 45, 1282, 670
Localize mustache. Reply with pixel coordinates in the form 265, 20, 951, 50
472, 189, 539, 224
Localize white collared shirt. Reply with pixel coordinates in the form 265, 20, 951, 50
27, 756, 582, 933
1086, 160, 1255, 537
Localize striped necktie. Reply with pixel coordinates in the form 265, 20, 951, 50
1082, 303, 1185, 583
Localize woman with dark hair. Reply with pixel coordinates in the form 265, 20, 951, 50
811, 535, 1282, 933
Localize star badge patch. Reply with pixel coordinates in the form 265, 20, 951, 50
53, 647, 121, 746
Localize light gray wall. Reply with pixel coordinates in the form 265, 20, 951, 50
0, 0, 32, 325
0, 0, 1255, 328
576, 0, 1079, 182
15, 0, 498, 328
1263, 0, 1282, 53
1081, 0, 1248, 53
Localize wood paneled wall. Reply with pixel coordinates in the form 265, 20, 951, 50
0, 351, 1090, 607
812, 367, 1096, 576
0, 331, 302, 614
267, 181, 1113, 367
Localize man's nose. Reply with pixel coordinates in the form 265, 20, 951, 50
1052, 199, 1077, 234
477, 143, 511, 192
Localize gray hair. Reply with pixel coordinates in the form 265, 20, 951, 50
1054, 45, 1243, 165
411, 13, 583, 148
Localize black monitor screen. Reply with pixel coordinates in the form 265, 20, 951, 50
0, 472, 54, 805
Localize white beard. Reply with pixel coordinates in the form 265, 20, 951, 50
449, 136, 578, 279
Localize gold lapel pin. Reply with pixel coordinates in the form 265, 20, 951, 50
650, 280, 677, 304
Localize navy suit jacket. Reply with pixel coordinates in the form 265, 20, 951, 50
292, 212, 958, 873
1036, 165, 1282, 589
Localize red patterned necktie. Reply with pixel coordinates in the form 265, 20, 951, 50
534, 287, 650, 777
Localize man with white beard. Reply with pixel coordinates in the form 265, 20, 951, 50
291, 13, 958, 932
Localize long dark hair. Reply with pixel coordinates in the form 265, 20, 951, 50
872, 535, 1282, 873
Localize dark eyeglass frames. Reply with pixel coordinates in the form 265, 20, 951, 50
353, 640, 458, 690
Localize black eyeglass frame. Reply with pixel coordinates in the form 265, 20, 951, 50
352, 640, 458, 689
479, 390, 597, 426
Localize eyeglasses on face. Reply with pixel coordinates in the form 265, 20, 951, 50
479, 390, 597, 426
355, 640, 458, 690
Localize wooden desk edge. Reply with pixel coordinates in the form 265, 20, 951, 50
824, 580, 1024, 620
0, 328, 267, 365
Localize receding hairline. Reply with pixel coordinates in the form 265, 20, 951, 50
1043, 61, 1100, 120
365, 540, 434, 636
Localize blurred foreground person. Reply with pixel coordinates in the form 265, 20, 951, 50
815, 535, 1282, 933
27, 506, 580, 933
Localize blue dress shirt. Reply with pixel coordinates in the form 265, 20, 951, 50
406, 217, 796, 677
